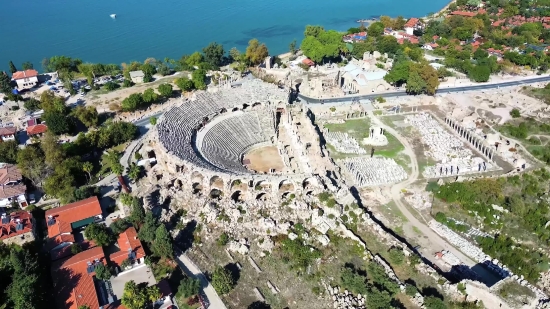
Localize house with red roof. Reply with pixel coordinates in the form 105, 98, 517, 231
0, 126, 16, 142
52, 246, 108, 309
11, 69, 39, 90
404, 17, 422, 35
0, 163, 28, 208
27, 123, 47, 137
46, 196, 103, 238
109, 227, 146, 272
0, 210, 35, 245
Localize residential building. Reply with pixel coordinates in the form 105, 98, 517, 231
129, 70, 145, 83
404, 18, 421, 35
0, 164, 28, 208
0, 210, 36, 245
46, 196, 103, 240
52, 246, 109, 309
109, 227, 146, 273
27, 124, 48, 137
0, 126, 16, 142
11, 69, 39, 89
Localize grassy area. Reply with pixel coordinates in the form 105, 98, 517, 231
324, 118, 371, 140
498, 118, 550, 164
522, 86, 550, 105
98, 142, 129, 175
497, 281, 536, 307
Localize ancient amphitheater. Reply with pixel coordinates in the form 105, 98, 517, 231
149, 79, 336, 202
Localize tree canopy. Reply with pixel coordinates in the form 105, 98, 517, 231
245, 39, 269, 65
121, 280, 160, 309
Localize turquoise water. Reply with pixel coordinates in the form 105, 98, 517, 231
1, 0, 448, 72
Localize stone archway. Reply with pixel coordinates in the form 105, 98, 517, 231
278, 179, 295, 192
209, 188, 223, 199
256, 192, 268, 201
255, 180, 271, 191
230, 179, 247, 191
231, 190, 245, 202
192, 183, 203, 195
191, 171, 204, 183
210, 176, 224, 190
302, 177, 318, 189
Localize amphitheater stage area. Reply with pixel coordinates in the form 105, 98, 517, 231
243, 146, 285, 173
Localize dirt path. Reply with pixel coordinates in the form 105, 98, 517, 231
368, 111, 478, 267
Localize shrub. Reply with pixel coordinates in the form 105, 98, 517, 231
177, 276, 200, 298
211, 266, 236, 295
340, 265, 367, 294
217, 232, 229, 246
388, 247, 405, 265
376, 96, 386, 103
104, 81, 118, 91
405, 283, 417, 296
510, 108, 521, 118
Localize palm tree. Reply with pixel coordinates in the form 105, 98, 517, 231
111, 162, 124, 176
82, 162, 93, 183
127, 163, 142, 182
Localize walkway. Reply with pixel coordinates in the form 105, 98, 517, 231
367, 111, 478, 267
175, 253, 228, 309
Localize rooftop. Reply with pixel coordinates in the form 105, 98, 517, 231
0, 183, 26, 200
404, 17, 419, 28
0, 126, 16, 136
26, 124, 48, 136
46, 196, 102, 238
0, 164, 22, 185
0, 210, 33, 241
109, 227, 146, 266
129, 70, 144, 78
11, 69, 38, 80
53, 246, 105, 309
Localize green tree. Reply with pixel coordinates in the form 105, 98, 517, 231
425, 296, 446, 309
94, 263, 112, 281
149, 117, 157, 125
245, 39, 269, 65
203, 42, 225, 68
129, 198, 145, 226
388, 247, 405, 265
82, 161, 94, 183
78, 306, 91, 309
23, 98, 41, 111
340, 265, 367, 295
121, 280, 161, 309
367, 22, 385, 38
142, 88, 158, 104
175, 77, 194, 91
44, 111, 72, 135
157, 83, 173, 97
405, 283, 418, 296
127, 163, 142, 182
73, 105, 99, 128
84, 223, 115, 246
138, 212, 158, 243
103, 81, 118, 91
186, 52, 204, 67
17, 145, 48, 187
510, 108, 521, 118
7, 249, 43, 309
140, 63, 157, 76
123, 79, 133, 87
8, 61, 17, 74
121, 93, 144, 111
211, 266, 236, 295
192, 69, 207, 90
0, 72, 13, 94
111, 162, 124, 176
41, 131, 66, 167
71, 243, 83, 255
0, 141, 19, 164
156, 62, 171, 76
366, 286, 392, 309
469, 65, 490, 82
153, 224, 173, 258
304, 25, 325, 37
110, 218, 130, 235
22, 62, 33, 70
177, 276, 200, 298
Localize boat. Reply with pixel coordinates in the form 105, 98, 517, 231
110, 14, 116, 18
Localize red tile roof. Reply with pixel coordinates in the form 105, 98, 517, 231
0, 211, 33, 241
404, 18, 419, 28
110, 227, 146, 267
0, 126, 16, 136
46, 196, 102, 238
53, 246, 105, 309
11, 70, 38, 80
0, 183, 26, 200
302, 58, 315, 66
0, 164, 22, 185
26, 124, 47, 136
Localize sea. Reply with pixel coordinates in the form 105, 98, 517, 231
0, 0, 448, 72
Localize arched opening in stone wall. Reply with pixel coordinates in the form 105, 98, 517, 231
209, 189, 223, 199
306, 190, 313, 196
231, 191, 244, 202
210, 176, 224, 190
174, 179, 183, 188
278, 179, 295, 192
256, 192, 268, 201
302, 177, 318, 189
252, 102, 261, 108
232, 107, 239, 112
191, 171, 204, 183
242, 103, 250, 110
255, 180, 271, 191
220, 107, 227, 113
192, 183, 203, 195
230, 179, 246, 190
281, 191, 291, 199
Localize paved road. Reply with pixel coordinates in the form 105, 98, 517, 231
175, 253, 228, 309
368, 111, 478, 267
298, 75, 550, 103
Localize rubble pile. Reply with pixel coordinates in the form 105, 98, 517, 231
324, 131, 366, 154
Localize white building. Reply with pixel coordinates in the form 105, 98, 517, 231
11, 70, 39, 90
0, 126, 16, 142
129, 70, 145, 83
